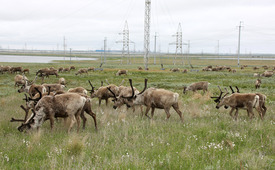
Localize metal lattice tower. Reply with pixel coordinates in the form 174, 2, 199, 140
170, 23, 183, 65
117, 21, 130, 64
144, 0, 151, 70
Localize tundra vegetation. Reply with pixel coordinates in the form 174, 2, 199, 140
0, 56, 274, 169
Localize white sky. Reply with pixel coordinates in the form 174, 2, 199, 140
1, 0, 275, 54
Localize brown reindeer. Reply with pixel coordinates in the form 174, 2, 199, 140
212, 87, 266, 120
183, 81, 210, 94
261, 71, 273, 77
17, 93, 87, 133
121, 79, 184, 122
255, 79, 261, 89
75, 68, 88, 75
116, 69, 128, 76
23, 68, 30, 74
88, 80, 119, 106
10, 67, 23, 74
14, 74, 28, 87
170, 68, 180, 72
18, 76, 47, 97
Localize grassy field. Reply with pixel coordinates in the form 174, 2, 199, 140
0, 55, 274, 169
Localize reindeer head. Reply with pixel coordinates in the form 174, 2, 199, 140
120, 79, 148, 107
87, 80, 96, 97
214, 88, 230, 109
17, 110, 36, 132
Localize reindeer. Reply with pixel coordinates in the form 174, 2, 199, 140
23, 68, 30, 74
88, 80, 119, 106
18, 76, 47, 97
42, 83, 65, 93
170, 68, 180, 72
68, 87, 88, 95
255, 79, 261, 89
107, 82, 143, 113
70, 66, 76, 70
183, 81, 210, 94
212, 86, 266, 120
87, 67, 95, 72
138, 66, 143, 70
58, 67, 64, 73
116, 70, 128, 76
17, 92, 87, 133
14, 88, 97, 130
1, 66, 11, 74
10, 67, 23, 74
14, 74, 28, 87
75, 68, 88, 75
120, 79, 184, 122
58, 77, 66, 85
261, 71, 273, 77
63, 68, 70, 72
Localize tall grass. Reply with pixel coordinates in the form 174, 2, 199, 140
0, 57, 274, 169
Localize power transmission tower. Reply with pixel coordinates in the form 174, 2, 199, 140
237, 21, 243, 67
117, 21, 130, 64
170, 23, 183, 65
144, 0, 151, 70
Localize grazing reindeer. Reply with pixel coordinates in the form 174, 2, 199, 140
18, 76, 47, 97
107, 83, 143, 113
261, 71, 273, 77
116, 69, 128, 76
88, 80, 119, 106
75, 68, 88, 75
10, 67, 23, 74
170, 68, 180, 72
212, 87, 266, 120
42, 83, 65, 93
183, 81, 210, 94
17, 92, 87, 133
255, 79, 261, 89
121, 79, 184, 122
58, 77, 66, 85
68, 87, 88, 95
23, 68, 30, 74
14, 74, 28, 87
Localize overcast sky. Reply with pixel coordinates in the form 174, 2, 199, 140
1, 0, 275, 54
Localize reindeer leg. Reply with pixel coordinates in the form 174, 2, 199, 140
262, 104, 267, 118
80, 110, 87, 130
151, 107, 155, 118
228, 108, 235, 118
164, 107, 171, 120
76, 114, 81, 133
68, 115, 76, 133
144, 106, 151, 119
234, 108, 239, 121
49, 116, 55, 131
105, 99, 108, 106
172, 103, 184, 123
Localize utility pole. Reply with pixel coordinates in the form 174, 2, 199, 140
153, 32, 158, 65
169, 23, 183, 65
63, 36, 66, 64
237, 21, 243, 67
144, 0, 151, 70
217, 40, 220, 58
104, 37, 107, 63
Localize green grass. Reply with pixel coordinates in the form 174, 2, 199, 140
0, 56, 274, 169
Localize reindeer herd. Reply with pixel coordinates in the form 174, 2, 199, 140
3, 64, 272, 134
